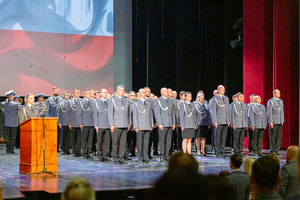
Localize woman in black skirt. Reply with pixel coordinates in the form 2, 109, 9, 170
179, 92, 197, 154
195, 94, 211, 156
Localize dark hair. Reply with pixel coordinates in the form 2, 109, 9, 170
168, 152, 199, 174
179, 91, 186, 96
73, 88, 80, 92
232, 94, 237, 99
185, 92, 192, 97
230, 154, 243, 168
149, 170, 209, 200
219, 170, 230, 178
252, 156, 280, 190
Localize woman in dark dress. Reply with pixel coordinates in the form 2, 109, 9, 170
195, 94, 211, 156
179, 92, 197, 154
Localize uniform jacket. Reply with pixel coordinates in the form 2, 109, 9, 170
19, 104, 40, 124
267, 97, 284, 124
154, 96, 175, 128
108, 95, 131, 128
277, 160, 300, 199
179, 102, 197, 129
248, 104, 267, 129
225, 170, 250, 200
132, 98, 153, 130
1, 100, 19, 127
57, 100, 71, 126
69, 98, 81, 128
231, 102, 248, 128
77, 98, 94, 127
195, 102, 211, 126
94, 99, 109, 129
46, 96, 63, 117
211, 95, 230, 124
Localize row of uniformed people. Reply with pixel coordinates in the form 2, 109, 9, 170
209, 85, 284, 158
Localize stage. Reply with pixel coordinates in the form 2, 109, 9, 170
0, 144, 287, 200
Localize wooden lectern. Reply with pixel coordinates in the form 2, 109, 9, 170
19, 117, 58, 174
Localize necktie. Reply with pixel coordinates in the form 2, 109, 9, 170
166, 98, 168, 103
121, 98, 124, 104
222, 96, 224, 102
144, 101, 146, 106
189, 104, 191, 108
75, 98, 77, 104
31, 106, 33, 112
55, 98, 58, 104
88, 100, 90, 106
104, 101, 106, 106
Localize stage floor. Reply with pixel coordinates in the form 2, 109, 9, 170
0, 144, 287, 200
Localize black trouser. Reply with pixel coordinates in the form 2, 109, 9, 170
269, 124, 282, 153
97, 129, 111, 159
158, 127, 172, 159
125, 130, 136, 157
233, 128, 245, 154
211, 126, 216, 148
169, 129, 176, 153
15, 126, 20, 148
92, 128, 97, 153
248, 129, 253, 152
252, 129, 264, 154
82, 126, 94, 156
137, 130, 150, 161
176, 127, 182, 150
112, 128, 127, 162
61, 126, 71, 153
57, 125, 61, 151
230, 127, 234, 149
148, 127, 159, 156
214, 124, 228, 155
71, 127, 82, 155
4, 127, 17, 153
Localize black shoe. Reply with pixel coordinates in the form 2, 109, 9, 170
131, 153, 136, 157
128, 153, 132, 157
73, 154, 77, 157
160, 158, 166, 162
83, 156, 88, 159
119, 161, 126, 164
57, 149, 61, 152
222, 154, 227, 158
125, 157, 132, 160
11, 151, 16, 154
143, 160, 150, 164
153, 152, 159, 156
149, 156, 153, 159
61, 152, 66, 155
138, 160, 143, 164
258, 152, 263, 156
65, 152, 71, 155
216, 154, 221, 158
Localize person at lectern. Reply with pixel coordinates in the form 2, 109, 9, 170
19, 93, 40, 124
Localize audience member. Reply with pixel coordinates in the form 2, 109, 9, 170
243, 156, 255, 199
269, 152, 280, 166
277, 145, 300, 199
243, 157, 255, 176
61, 177, 95, 200
206, 175, 236, 200
225, 154, 250, 200
168, 152, 199, 174
250, 156, 281, 200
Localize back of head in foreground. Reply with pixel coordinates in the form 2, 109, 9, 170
61, 177, 95, 200
251, 156, 280, 194
168, 152, 199, 174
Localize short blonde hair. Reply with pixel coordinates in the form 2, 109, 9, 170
243, 157, 255, 176
61, 177, 95, 200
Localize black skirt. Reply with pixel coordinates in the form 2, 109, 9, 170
195, 125, 208, 138
182, 128, 194, 138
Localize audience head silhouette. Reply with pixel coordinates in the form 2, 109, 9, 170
61, 177, 95, 200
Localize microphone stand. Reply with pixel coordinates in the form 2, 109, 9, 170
27, 110, 56, 177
